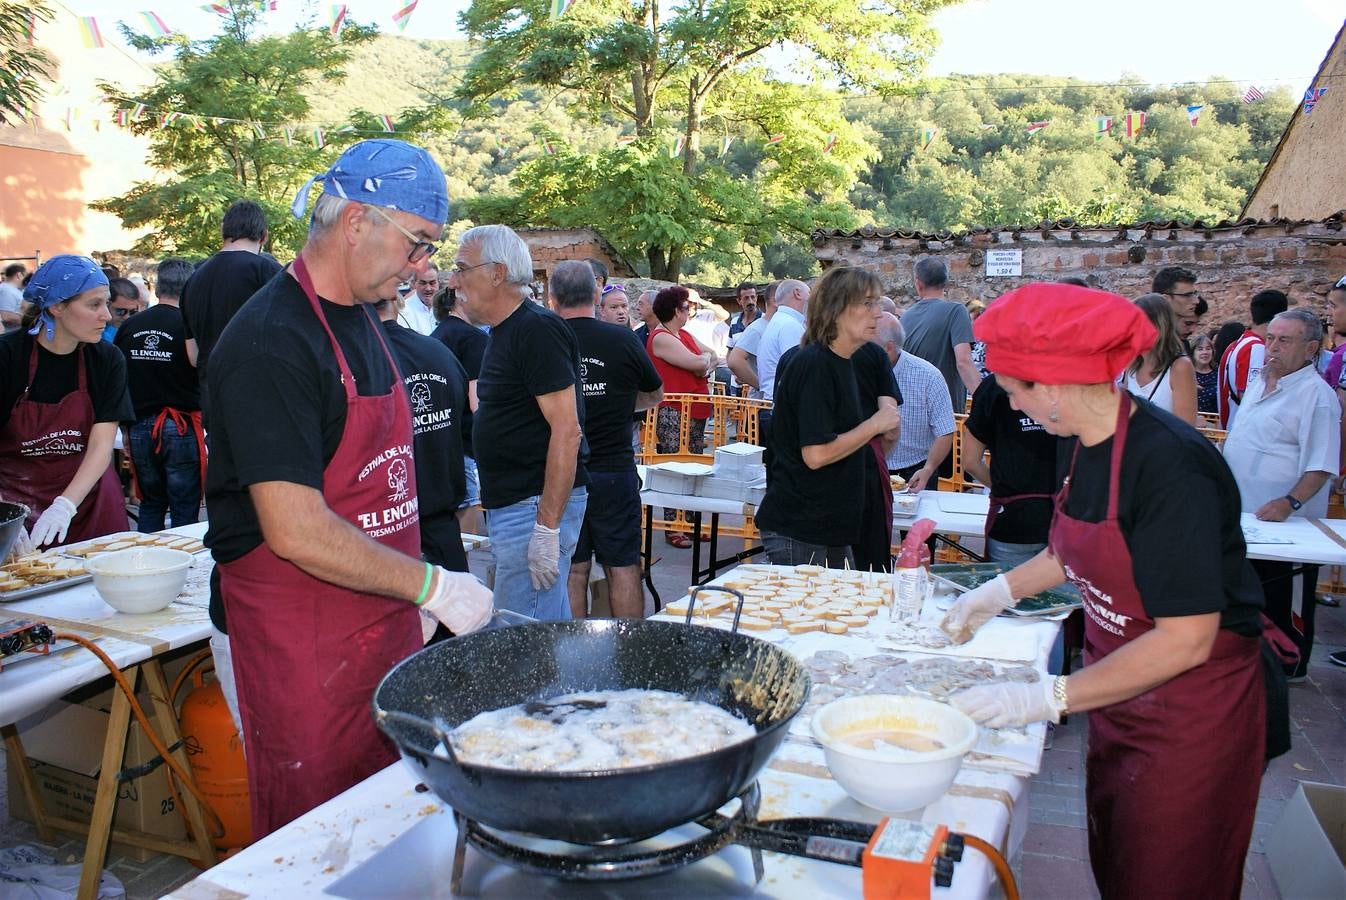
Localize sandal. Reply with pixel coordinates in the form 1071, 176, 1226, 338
665, 533, 692, 549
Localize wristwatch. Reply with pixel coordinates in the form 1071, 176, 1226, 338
1283, 494, 1302, 511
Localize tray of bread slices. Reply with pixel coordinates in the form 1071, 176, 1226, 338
662, 564, 894, 636
0, 550, 92, 601
57, 531, 206, 560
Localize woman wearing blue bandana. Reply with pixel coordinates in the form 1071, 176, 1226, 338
0, 255, 133, 551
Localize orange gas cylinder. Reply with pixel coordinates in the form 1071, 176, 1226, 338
179, 671, 252, 851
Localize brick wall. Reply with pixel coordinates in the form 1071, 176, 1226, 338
519, 228, 637, 280
813, 219, 1346, 327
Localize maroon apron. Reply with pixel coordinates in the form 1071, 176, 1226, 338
219, 256, 422, 839
1048, 394, 1263, 900
0, 343, 128, 544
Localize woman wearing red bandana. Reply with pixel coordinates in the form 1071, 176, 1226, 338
941, 283, 1284, 900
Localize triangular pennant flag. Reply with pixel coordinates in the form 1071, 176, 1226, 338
392, 1, 419, 32
1242, 85, 1264, 104
764, 134, 785, 146
1186, 104, 1204, 127
1303, 87, 1327, 115
1094, 116, 1113, 141
283, 127, 295, 146
1025, 120, 1050, 136
377, 114, 395, 132
1124, 111, 1146, 139
190, 114, 205, 131
78, 17, 105, 49
131, 103, 147, 121
313, 127, 326, 149
550, 0, 575, 19
616, 134, 636, 147
669, 135, 685, 158
328, 5, 347, 36
822, 133, 838, 154
201, 4, 231, 14
718, 135, 733, 156
333, 124, 356, 134
138, 12, 172, 37
920, 127, 937, 150
114, 108, 130, 127
540, 136, 556, 156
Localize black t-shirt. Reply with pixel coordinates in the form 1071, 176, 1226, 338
852, 341, 903, 415
113, 304, 200, 420
382, 321, 468, 519
473, 301, 589, 509
204, 273, 397, 564
180, 250, 283, 385
430, 314, 488, 457
564, 316, 662, 472
0, 331, 133, 431
1056, 396, 1262, 635
756, 343, 869, 546
966, 377, 1060, 544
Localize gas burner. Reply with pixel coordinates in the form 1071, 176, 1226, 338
450, 782, 884, 895
451, 784, 764, 892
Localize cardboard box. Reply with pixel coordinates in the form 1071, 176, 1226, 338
1266, 781, 1346, 900
6, 699, 190, 862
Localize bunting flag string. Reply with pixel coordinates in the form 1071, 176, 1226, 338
201, 4, 231, 14
764, 134, 784, 146
1186, 104, 1204, 127
328, 5, 348, 36
822, 133, 838, 154
312, 127, 326, 149
615, 134, 636, 147
550, 0, 576, 19
137, 12, 173, 36
1124, 111, 1146, 138
1094, 115, 1113, 141
1303, 87, 1327, 115
378, 114, 396, 132
668, 135, 686, 158
540, 136, 557, 155
1025, 120, 1050, 136
392, 1, 419, 32
718, 135, 733, 156
78, 17, 105, 49
920, 126, 937, 150
1242, 85, 1265, 104
23, 12, 37, 45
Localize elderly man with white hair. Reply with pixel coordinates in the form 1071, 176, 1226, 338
448, 224, 589, 620
1225, 307, 1341, 681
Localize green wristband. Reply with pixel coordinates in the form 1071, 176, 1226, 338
414, 562, 434, 606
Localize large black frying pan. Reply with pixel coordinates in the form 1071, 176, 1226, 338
372, 592, 809, 844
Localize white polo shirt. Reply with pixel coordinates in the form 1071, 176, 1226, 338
1223, 363, 1340, 518
756, 305, 805, 401
397, 292, 437, 335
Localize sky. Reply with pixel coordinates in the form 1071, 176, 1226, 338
55, 0, 1345, 98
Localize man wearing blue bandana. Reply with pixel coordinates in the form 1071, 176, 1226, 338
202, 140, 494, 838
0, 255, 133, 554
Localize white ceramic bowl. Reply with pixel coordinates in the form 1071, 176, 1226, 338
85, 547, 193, 614
811, 694, 978, 812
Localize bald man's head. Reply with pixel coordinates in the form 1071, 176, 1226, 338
776, 279, 809, 312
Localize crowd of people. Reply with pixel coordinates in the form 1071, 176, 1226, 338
1, 137, 1341, 897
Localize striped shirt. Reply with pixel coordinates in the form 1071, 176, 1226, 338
886, 351, 956, 470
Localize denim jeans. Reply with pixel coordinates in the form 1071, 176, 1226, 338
129, 415, 202, 533
488, 487, 587, 621
760, 530, 852, 568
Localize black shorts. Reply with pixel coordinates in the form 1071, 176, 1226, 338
571, 469, 642, 567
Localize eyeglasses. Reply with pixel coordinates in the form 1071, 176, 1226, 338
449, 260, 496, 276
1165, 289, 1201, 300
601, 283, 625, 295
367, 205, 438, 264
677, 303, 691, 312
111, 307, 135, 318
857, 298, 882, 310
1335, 275, 1346, 289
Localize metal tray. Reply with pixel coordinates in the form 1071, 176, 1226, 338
930, 562, 1081, 617
0, 572, 94, 603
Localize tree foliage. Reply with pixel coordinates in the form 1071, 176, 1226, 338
0, 1, 54, 126
455, 0, 956, 280
91, 5, 455, 257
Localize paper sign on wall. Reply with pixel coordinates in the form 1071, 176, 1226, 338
985, 250, 1022, 277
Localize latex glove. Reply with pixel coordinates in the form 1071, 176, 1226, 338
939, 574, 1014, 644
950, 678, 1064, 728
30, 496, 77, 547
420, 567, 494, 636
527, 521, 561, 590
7, 527, 35, 562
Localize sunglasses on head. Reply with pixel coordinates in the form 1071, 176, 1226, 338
601, 283, 625, 295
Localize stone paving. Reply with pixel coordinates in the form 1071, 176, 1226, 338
2, 536, 1343, 898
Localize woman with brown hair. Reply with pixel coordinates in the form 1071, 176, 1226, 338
646, 285, 716, 548
754, 267, 900, 566
1122, 292, 1198, 424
